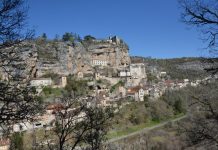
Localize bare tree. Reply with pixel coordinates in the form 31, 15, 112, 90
0, 0, 33, 47
179, 0, 218, 49
42, 96, 113, 150
179, 82, 218, 148
0, 0, 40, 128
179, 0, 218, 74
179, 1, 218, 148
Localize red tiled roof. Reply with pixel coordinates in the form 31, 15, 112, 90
127, 86, 141, 94
0, 139, 10, 146
46, 103, 64, 111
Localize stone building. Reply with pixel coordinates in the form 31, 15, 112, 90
127, 86, 148, 101
30, 78, 52, 87
92, 59, 108, 66
130, 63, 146, 79
61, 76, 67, 87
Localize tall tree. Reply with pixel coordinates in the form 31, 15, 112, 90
0, 0, 34, 49
41, 33, 47, 40
0, 0, 40, 127
179, 0, 218, 74
62, 32, 75, 42
179, 0, 218, 148
84, 35, 96, 41
43, 96, 113, 150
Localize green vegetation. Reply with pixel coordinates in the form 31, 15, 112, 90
22, 129, 47, 150
107, 120, 160, 139
110, 80, 125, 93
62, 32, 75, 42
84, 35, 96, 41
41, 33, 47, 40
161, 89, 187, 115
107, 113, 184, 139
108, 85, 191, 139
112, 100, 174, 131
147, 72, 158, 83
41, 72, 60, 84
65, 76, 90, 96
42, 87, 64, 97
132, 56, 208, 80
36, 40, 59, 60
10, 133, 24, 150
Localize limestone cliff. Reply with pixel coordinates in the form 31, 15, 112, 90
32, 36, 130, 77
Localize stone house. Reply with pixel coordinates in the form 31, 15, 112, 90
95, 72, 105, 80
130, 63, 146, 79
164, 80, 175, 89
61, 76, 67, 87
127, 86, 148, 101
92, 59, 108, 66
30, 78, 52, 87
77, 72, 84, 79
119, 71, 131, 77
119, 86, 126, 97
97, 91, 110, 107
149, 87, 161, 99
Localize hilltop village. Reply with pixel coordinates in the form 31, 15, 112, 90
27, 36, 209, 103
0, 35, 215, 137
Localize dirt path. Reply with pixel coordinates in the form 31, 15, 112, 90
107, 115, 187, 143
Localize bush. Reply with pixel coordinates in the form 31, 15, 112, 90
129, 113, 140, 125
41, 72, 60, 85
149, 100, 173, 121
174, 99, 185, 114
65, 76, 89, 96
84, 35, 96, 41
10, 133, 24, 150
161, 89, 187, 115
43, 86, 52, 95
62, 32, 74, 42
110, 81, 125, 93
42, 87, 63, 97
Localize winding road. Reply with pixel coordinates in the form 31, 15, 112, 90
107, 115, 187, 143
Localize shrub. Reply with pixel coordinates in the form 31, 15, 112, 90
10, 133, 24, 150
149, 100, 173, 121
65, 76, 89, 96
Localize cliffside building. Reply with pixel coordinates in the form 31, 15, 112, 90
61, 76, 67, 87
130, 63, 146, 79
30, 78, 52, 87
92, 59, 108, 66
127, 86, 148, 101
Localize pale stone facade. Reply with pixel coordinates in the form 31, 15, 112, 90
77, 72, 84, 79
127, 86, 147, 101
130, 63, 146, 79
61, 76, 67, 87
30, 78, 52, 87
119, 71, 131, 77
92, 59, 108, 66
138, 88, 145, 101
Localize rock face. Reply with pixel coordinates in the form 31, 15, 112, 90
32, 36, 130, 77
0, 43, 38, 81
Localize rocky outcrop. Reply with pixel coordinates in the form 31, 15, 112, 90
31, 36, 130, 77
0, 42, 38, 81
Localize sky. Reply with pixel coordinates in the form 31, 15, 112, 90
27, 0, 207, 58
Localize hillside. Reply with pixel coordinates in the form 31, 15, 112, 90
131, 56, 211, 80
